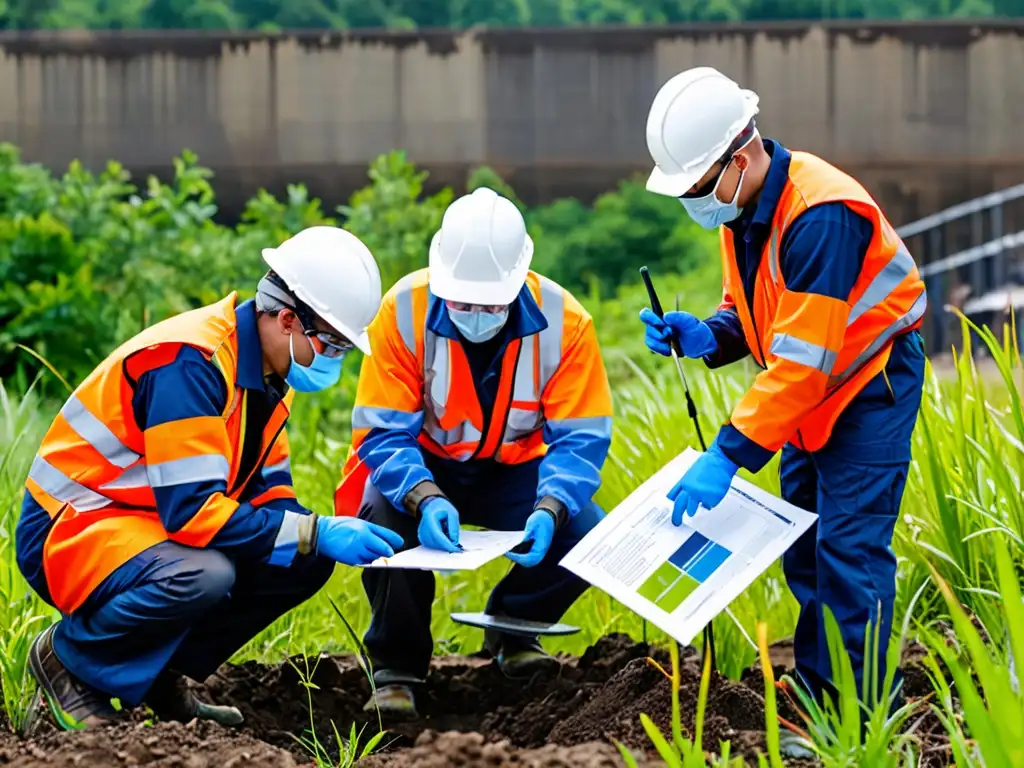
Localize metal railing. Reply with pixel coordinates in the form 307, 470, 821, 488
896, 183, 1024, 357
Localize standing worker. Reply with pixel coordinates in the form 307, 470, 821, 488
16, 226, 403, 731
334, 187, 613, 718
638, 67, 927, 730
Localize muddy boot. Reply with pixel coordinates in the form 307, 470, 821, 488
27, 624, 126, 731
145, 669, 244, 726
363, 683, 418, 719
495, 639, 561, 679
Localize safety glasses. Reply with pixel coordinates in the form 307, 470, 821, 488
303, 326, 354, 359
679, 119, 758, 200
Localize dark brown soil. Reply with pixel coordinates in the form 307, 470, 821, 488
0, 633, 951, 767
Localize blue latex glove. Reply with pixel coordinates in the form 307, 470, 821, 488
667, 442, 739, 525
639, 308, 718, 359
506, 510, 556, 568
418, 497, 461, 553
316, 516, 404, 565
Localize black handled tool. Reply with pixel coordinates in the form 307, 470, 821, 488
640, 266, 707, 452
639, 265, 716, 671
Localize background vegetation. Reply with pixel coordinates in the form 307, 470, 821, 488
2, 144, 1023, 765
0, 0, 1020, 31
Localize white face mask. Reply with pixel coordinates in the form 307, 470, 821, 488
680, 165, 745, 230
448, 307, 509, 343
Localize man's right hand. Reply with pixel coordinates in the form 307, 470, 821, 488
417, 497, 461, 553
639, 307, 718, 359
316, 516, 404, 566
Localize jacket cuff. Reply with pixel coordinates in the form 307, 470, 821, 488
402, 480, 446, 518
715, 423, 776, 474
535, 495, 569, 530
296, 513, 319, 556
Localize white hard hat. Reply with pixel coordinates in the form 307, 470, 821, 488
262, 226, 382, 355
645, 66, 760, 198
428, 187, 533, 306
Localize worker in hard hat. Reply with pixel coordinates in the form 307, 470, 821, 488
15, 226, 403, 731
639, 68, 927, 727
334, 187, 613, 717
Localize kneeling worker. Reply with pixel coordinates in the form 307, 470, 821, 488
335, 187, 614, 717
16, 226, 403, 730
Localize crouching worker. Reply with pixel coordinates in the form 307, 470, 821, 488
16, 226, 403, 731
334, 187, 614, 717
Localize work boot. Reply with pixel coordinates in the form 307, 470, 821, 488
363, 683, 418, 719
495, 641, 561, 679
27, 624, 126, 731
145, 669, 244, 726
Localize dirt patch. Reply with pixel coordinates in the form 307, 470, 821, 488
0, 634, 950, 767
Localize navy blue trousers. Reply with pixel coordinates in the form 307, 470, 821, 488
49, 539, 334, 706
359, 454, 604, 683
780, 330, 926, 706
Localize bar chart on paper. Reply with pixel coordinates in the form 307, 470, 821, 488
637, 532, 732, 613
560, 448, 817, 646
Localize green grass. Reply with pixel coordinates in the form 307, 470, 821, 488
4, 312, 1024, 765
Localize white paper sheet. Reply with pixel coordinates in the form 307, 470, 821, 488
363, 529, 526, 571
560, 447, 817, 646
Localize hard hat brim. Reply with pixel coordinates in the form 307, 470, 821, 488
645, 164, 708, 198
262, 247, 374, 356
427, 234, 533, 306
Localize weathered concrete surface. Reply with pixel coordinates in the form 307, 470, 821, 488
0, 21, 1021, 222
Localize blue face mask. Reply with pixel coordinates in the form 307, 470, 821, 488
449, 307, 509, 343
285, 333, 344, 392
681, 167, 746, 230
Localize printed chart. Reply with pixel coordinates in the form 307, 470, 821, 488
561, 448, 817, 646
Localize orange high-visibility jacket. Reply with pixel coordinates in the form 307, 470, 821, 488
23, 294, 296, 614
334, 268, 613, 519
717, 151, 926, 458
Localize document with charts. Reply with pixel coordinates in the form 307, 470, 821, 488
560, 448, 817, 646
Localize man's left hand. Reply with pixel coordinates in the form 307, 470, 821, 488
506, 510, 556, 568
667, 442, 739, 525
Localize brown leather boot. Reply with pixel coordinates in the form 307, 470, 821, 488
27, 624, 126, 731
144, 669, 244, 727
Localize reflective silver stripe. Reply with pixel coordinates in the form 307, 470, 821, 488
100, 463, 149, 491
537, 277, 564, 392
395, 278, 416, 354
352, 405, 423, 431
829, 291, 927, 387
61, 396, 141, 469
770, 333, 838, 374
28, 456, 111, 512
262, 458, 291, 478
768, 225, 780, 283
268, 511, 301, 567
849, 241, 916, 325
424, 419, 482, 449
513, 334, 538, 402
504, 407, 542, 443
147, 454, 231, 488
424, 331, 450, 420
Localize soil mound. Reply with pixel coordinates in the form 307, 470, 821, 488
0, 633, 947, 767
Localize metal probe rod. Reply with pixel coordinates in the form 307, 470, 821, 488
639, 265, 716, 672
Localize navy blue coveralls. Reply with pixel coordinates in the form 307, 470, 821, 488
16, 300, 334, 707
356, 290, 607, 685
703, 139, 926, 705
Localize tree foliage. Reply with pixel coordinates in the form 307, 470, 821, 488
0, 143, 720, 395
0, 0, 1015, 30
